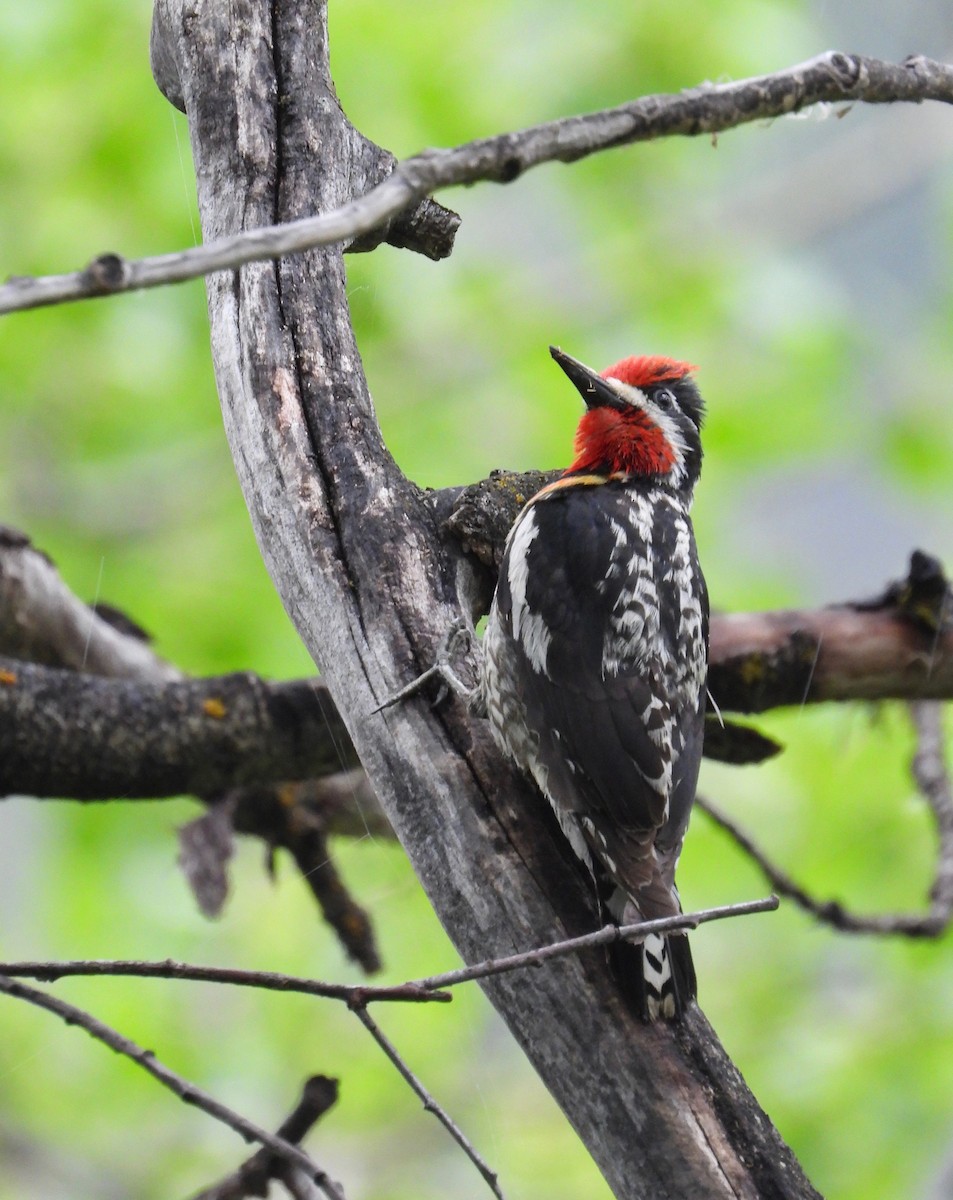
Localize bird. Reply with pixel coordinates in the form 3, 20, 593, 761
476, 345, 709, 1020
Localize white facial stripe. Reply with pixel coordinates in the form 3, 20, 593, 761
648, 406, 688, 486
604, 377, 689, 486
604, 377, 646, 406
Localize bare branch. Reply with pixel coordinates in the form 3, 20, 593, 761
191, 1075, 339, 1200
4, 516, 949, 815
708, 603, 953, 710
0, 524, 387, 827
279, 814, 381, 973
0, 902, 775, 1198
0, 975, 346, 1200
699, 706, 953, 938
0, 902, 777, 1007
148, 10, 459, 265
5, 532, 949, 811
0, 904, 777, 1200
0, 525, 178, 680
0, 958, 449, 1004
0, 528, 358, 797
0, 521, 385, 967
2, 52, 952, 315
408, 897, 779, 992
351, 1005, 504, 1200
175, 793, 382, 972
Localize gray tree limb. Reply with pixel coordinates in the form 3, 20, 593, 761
0, 524, 178, 681
0, 657, 353, 799
0, 523, 383, 969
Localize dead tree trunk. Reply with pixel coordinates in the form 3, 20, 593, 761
150, 2, 821, 1195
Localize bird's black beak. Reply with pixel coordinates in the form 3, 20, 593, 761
549, 346, 626, 411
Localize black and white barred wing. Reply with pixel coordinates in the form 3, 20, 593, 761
492, 485, 678, 883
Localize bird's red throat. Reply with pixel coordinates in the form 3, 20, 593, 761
568, 406, 676, 477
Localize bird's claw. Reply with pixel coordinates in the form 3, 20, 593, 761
371, 619, 480, 715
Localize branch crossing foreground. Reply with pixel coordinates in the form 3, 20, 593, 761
0, 898, 777, 1199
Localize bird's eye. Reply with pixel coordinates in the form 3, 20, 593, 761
654, 388, 676, 411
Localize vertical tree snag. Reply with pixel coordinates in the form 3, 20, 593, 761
150, 2, 820, 1195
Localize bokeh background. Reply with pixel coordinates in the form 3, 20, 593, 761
1, 1, 953, 1197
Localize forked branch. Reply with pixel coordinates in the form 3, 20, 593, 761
0, 899, 778, 1200
192, 1075, 340, 1200
0, 975, 346, 1200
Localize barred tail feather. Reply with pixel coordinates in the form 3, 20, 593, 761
610, 931, 696, 1022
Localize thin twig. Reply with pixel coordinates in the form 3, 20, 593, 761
351, 1004, 505, 1200
2, 53, 952, 315
699, 715, 953, 937
191, 1074, 339, 1200
0, 903, 776, 1005
408, 897, 779, 992
0, 906, 776, 1200
0, 958, 449, 1004
909, 700, 953, 924
281, 821, 381, 973
0, 975, 346, 1200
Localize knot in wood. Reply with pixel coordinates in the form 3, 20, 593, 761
824, 51, 862, 91
83, 253, 129, 293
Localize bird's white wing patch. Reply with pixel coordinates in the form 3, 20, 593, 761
506, 508, 552, 674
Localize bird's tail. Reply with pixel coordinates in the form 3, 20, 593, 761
609, 928, 697, 1022
598, 869, 697, 1020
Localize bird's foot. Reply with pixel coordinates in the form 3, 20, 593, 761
371, 619, 481, 715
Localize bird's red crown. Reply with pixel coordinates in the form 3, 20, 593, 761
601, 355, 698, 387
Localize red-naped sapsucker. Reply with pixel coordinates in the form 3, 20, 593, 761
478, 346, 709, 1020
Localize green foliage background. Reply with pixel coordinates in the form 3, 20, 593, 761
1, 2, 952, 1197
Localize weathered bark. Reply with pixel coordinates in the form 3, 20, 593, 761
0, 523, 381, 967
149, 2, 821, 1196
0, 657, 353, 799
709, 605, 953, 710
